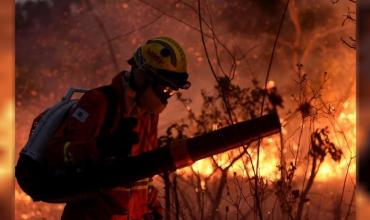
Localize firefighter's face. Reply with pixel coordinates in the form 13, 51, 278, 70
132, 68, 168, 114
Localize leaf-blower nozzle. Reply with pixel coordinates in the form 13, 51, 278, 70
101, 112, 282, 189
168, 112, 281, 168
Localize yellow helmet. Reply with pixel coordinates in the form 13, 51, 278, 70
129, 37, 190, 90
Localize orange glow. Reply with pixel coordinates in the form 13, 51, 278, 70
316, 98, 356, 181
267, 80, 275, 90
15, 188, 65, 219
0, 100, 14, 177
176, 97, 355, 183
13, 0, 357, 219
177, 137, 281, 181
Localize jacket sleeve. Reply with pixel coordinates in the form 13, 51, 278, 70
46, 89, 108, 171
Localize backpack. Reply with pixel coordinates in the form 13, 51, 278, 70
20, 86, 117, 164
16, 86, 118, 202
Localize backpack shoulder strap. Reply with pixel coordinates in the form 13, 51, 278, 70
96, 86, 118, 134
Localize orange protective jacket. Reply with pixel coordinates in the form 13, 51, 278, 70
45, 72, 163, 220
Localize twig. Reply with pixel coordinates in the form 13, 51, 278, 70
341, 37, 357, 49
173, 174, 180, 220
294, 118, 305, 167
83, 0, 120, 72
197, 0, 218, 82
177, 0, 238, 71
193, 0, 237, 79
344, 186, 355, 220
209, 169, 229, 220
176, 183, 197, 220
338, 156, 355, 212
163, 172, 171, 220
196, 0, 235, 127
260, 0, 290, 116
137, 0, 234, 60
107, 14, 163, 43
295, 155, 321, 220
255, 1, 290, 219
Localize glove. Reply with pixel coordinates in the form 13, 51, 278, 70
97, 117, 140, 158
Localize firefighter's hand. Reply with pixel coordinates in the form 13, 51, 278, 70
97, 117, 139, 158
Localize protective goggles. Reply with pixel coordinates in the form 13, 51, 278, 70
144, 65, 191, 91
151, 84, 178, 104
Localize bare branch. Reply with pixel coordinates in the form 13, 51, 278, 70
341, 36, 357, 49
83, 0, 120, 72
107, 14, 163, 43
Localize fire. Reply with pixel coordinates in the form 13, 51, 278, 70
315, 98, 356, 181
177, 97, 356, 183
177, 137, 281, 181
15, 187, 65, 219
0, 100, 15, 177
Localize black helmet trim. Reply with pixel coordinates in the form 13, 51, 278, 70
148, 68, 191, 90
158, 69, 191, 90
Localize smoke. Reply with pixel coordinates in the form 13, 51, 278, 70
15, 0, 356, 154
15, 0, 355, 219
15, 0, 355, 153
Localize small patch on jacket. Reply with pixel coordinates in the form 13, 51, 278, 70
72, 107, 89, 122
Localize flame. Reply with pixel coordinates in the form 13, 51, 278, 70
177, 137, 281, 181
15, 188, 65, 219
177, 97, 356, 183
0, 100, 14, 177
267, 80, 275, 90
316, 97, 356, 181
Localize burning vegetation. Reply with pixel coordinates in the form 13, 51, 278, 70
14, 0, 355, 219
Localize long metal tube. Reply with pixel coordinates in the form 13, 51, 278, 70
186, 112, 281, 162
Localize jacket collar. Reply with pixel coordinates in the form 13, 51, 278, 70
110, 71, 143, 117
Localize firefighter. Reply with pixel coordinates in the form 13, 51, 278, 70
16, 37, 191, 220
